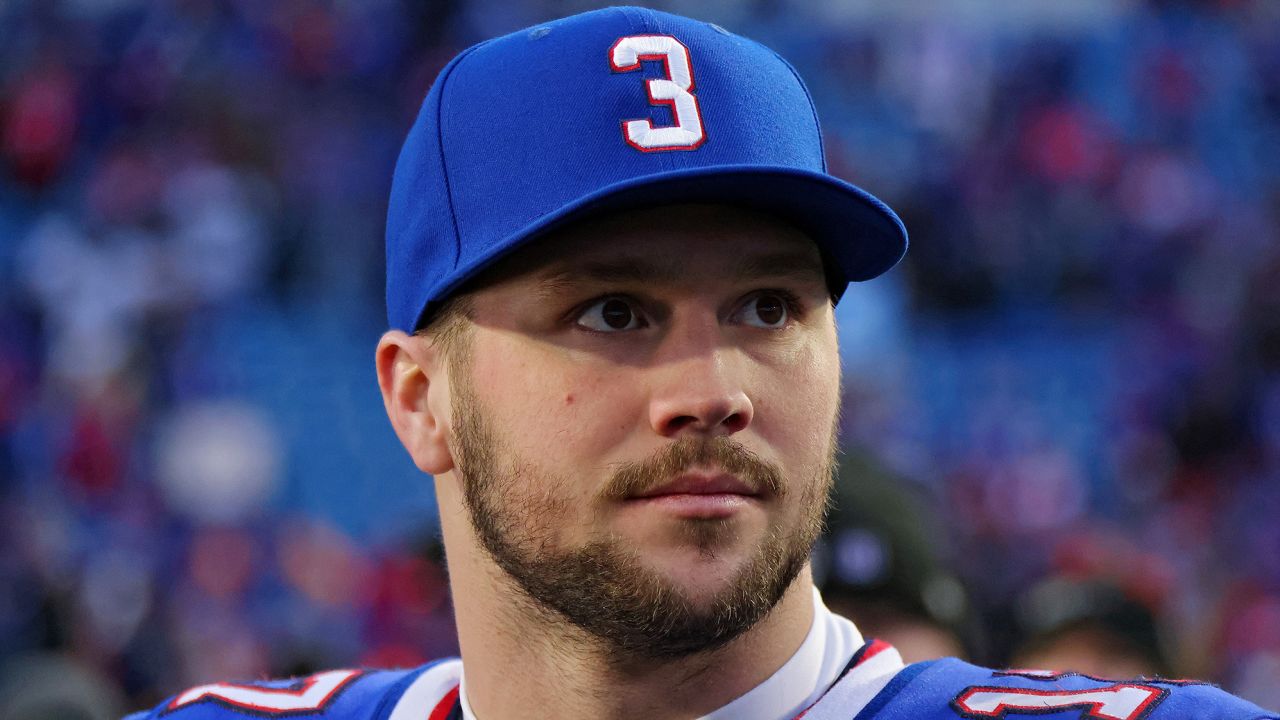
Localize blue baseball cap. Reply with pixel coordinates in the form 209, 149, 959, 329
386, 6, 908, 331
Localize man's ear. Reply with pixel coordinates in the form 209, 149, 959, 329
376, 330, 454, 475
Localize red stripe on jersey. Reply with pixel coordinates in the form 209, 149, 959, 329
427, 684, 459, 720
855, 639, 891, 666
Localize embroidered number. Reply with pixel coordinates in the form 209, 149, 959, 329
165, 669, 362, 715
953, 684, 1168, 720
609, 35, 706, 151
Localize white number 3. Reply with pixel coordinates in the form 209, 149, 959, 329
609, 35, 706, 151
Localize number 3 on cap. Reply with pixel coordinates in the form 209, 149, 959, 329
609, 35, 706, 151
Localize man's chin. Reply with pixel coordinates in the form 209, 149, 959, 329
633, 549, 763, 606
487, 532, 794, 658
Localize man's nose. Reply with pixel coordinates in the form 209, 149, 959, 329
647, 323, 754, 438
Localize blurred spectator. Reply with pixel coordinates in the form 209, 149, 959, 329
0, 654, 123, 720
153, 400, 281, 525
1011, 578, 1170, 679
817, 451, 970, 664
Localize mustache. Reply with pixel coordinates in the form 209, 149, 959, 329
601, 437, 786, 501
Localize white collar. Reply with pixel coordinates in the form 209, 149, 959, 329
695, 588, 862, 720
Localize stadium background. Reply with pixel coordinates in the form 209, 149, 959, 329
1, 0, 1278, 715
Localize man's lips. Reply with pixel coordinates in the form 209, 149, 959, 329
625, 474, 761, 520
629, 473, 759, 500
624, 474, 762, 517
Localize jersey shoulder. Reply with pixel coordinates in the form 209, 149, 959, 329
124, 659, 463, 720
857, 657, 1279, 720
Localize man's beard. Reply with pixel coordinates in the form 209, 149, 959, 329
448, 370, 835, 662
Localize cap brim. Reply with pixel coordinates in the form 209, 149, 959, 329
418, 165, 907, 328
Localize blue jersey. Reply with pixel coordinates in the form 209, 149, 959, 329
126, 654, 1276, 720
123, 660, 462, 720
807, 659, 1278, 720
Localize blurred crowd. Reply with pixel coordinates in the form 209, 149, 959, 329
0, 0, 1278, 715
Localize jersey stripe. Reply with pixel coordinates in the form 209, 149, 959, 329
426, 684, 459, 720
850, 661, 933, 720
794, 638, 899, 719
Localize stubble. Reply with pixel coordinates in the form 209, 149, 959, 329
448, 362, 835, 662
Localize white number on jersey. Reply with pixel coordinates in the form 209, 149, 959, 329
166, 669, 363, 714
953, 683, 1167, 720
609, 35, 706, 151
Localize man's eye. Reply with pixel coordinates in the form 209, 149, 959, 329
576, 297, 645, 332
738, 293, 791, 328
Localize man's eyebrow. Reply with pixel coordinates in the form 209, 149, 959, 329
534, 251, 826, 296
731, 251, 827, 282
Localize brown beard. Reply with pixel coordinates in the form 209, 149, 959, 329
448, 367, 835, 662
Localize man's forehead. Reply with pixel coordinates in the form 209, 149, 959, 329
504, 203, 827, 288
534, 250, 826, 295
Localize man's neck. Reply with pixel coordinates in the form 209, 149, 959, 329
446, 542, 817, 720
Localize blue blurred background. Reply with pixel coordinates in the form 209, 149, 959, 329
1, 0, 1278, 715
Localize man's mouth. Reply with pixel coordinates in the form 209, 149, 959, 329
626, 472, 762, 519
631, 472, 758, 499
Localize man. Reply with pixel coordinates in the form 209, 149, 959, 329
131, 7, 1276, 720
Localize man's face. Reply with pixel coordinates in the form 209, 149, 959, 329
444, 204, 842, 660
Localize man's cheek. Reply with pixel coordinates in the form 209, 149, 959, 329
542, 363, 641, 430
756, 366, 838, 440
498, 381, 622, 459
